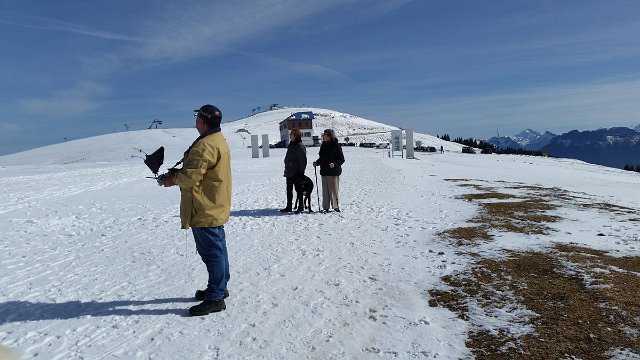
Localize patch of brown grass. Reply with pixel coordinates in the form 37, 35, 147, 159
457, 183, 495, 193
429, 246, 640, 359
433, 181, 640, 358
441, 185, 562, 244
462, 192, 517, 201
441, 182, 638, 245
507, 184, 549, 192
438, 226, 492, 246
580, 202, 637, 216
480, 199, 560, 234
444, 178, 474, 182
554, 244, 640, 327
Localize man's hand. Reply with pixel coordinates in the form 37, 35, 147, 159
162, 174, 175, 187
329, 162, 335, 169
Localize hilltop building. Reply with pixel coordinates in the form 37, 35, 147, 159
279, 111, 318, 146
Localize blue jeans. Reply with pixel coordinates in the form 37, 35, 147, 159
192, 226, 230, 300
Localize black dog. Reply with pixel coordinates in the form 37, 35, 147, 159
294, 175, 314, 213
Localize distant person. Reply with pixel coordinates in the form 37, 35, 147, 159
313, 129, 345, 212
440, 145, 444, 154
162, 104, 232, 316
280, 128, 307, 212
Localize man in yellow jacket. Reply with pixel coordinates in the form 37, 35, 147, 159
162, 104, 232, 316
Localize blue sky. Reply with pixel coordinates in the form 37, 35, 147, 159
1, 0, 640, 155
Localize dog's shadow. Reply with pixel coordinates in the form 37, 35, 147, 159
0, 297, 193, 324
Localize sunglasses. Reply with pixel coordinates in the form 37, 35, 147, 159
194, 110, 212, 119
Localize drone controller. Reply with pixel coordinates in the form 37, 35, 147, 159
155, 168, 178, 186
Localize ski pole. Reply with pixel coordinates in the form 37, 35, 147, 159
332, 176, 339, 210
314, 165, 321, 212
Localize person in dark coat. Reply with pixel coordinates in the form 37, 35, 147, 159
280, 128, 307, 212
313, 129, 345, 212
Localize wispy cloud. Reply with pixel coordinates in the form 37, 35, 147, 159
361, 0, 414, 18
235, 50, 348, 79
0, 122, 31, 133
463, 22, 640, 68
18, 81, 110, 118
77, 52, 124, 78
378, 76, 640, 137
129, 0, 358, 63
0, 10, 143, 42
11, 0, 359, 117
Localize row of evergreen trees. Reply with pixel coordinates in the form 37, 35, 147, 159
437, 134, 494, 150
495, 147, 545, 156
623, 164, 640, 172
437, 134, 544, 156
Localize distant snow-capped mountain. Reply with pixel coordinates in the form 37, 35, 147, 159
487, 129, 556, 151
545, 127, 640, 169
634, 124, 640, 132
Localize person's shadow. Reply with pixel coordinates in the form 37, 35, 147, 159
231, 208, 294, 218
0, 297, 194, 324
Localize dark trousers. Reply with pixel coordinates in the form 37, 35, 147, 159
286, 175, 302, 207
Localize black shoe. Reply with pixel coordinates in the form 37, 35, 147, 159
189, 299, 226, 316
195, 289, 229, 301
334, 208, 341, 212
279, 207, 292, 212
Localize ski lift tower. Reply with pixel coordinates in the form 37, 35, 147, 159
148, 119, 162, 129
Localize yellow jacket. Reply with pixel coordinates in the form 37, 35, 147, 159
173, 131, 232, 229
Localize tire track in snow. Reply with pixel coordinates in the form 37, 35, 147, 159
0, 165, 141, 215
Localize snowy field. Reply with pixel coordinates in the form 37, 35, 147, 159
1, 110, 639, 359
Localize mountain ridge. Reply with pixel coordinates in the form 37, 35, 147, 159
487, 126, 640, 169
487, 128, 556, 151
545, 127, 640, 168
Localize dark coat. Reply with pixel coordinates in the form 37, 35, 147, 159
284, 139, 307, 178
316, 140, 345, 176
